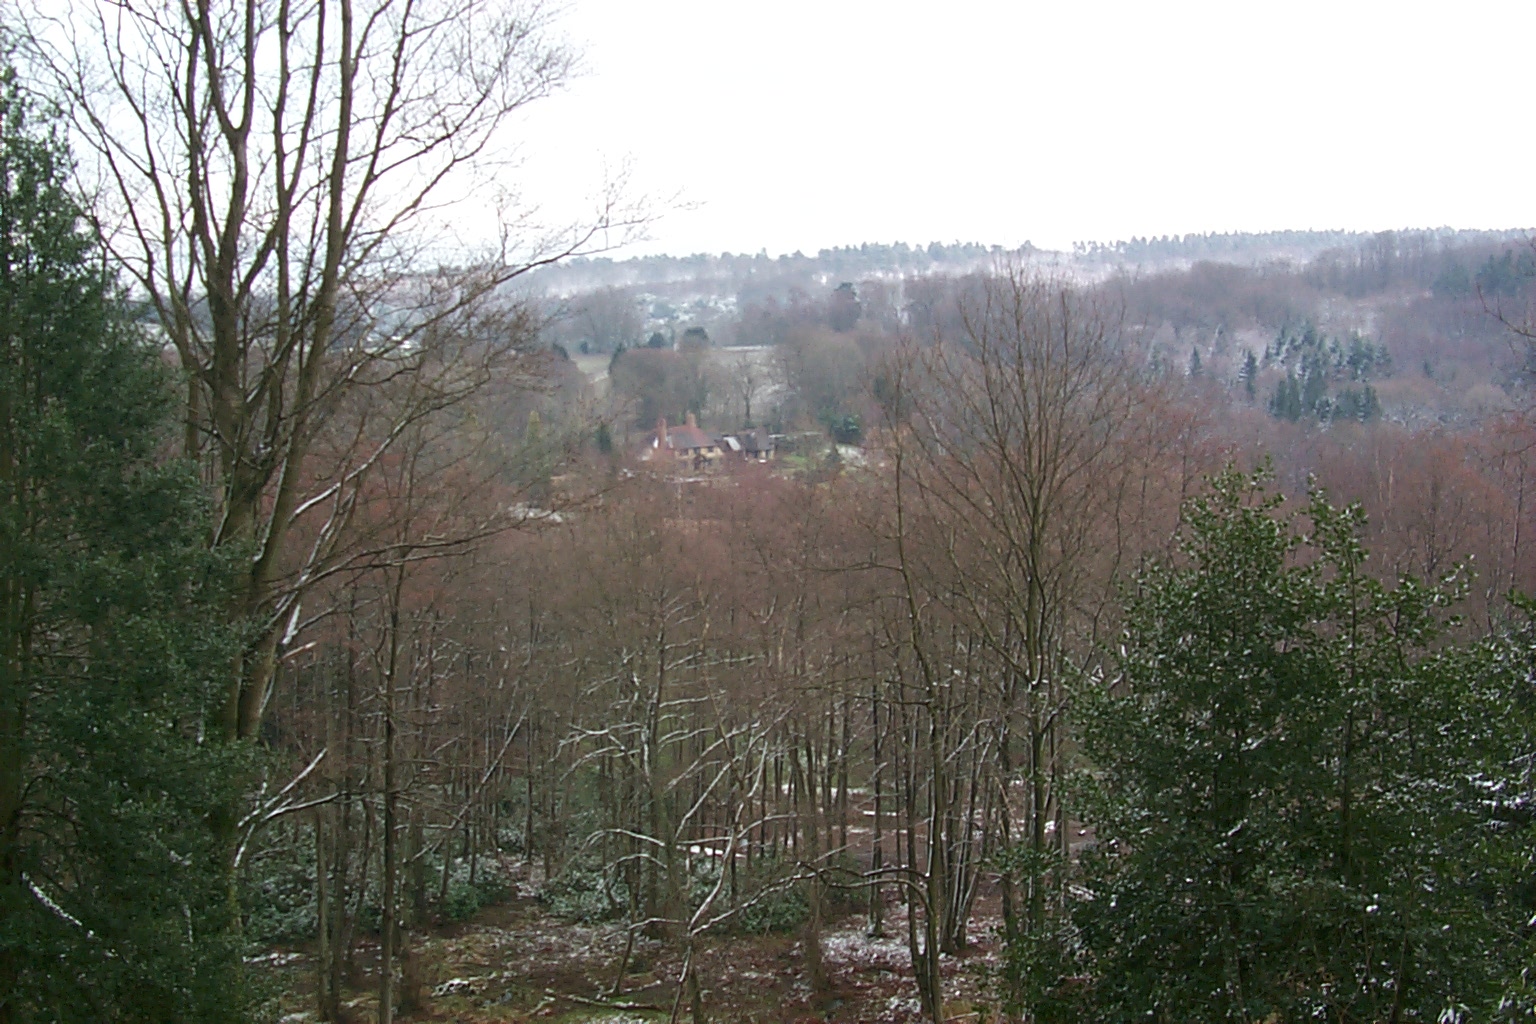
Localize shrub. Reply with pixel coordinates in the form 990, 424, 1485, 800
241, 829, 317, 946
441, 882, 481, 923
538, 856, 628, 923
438, 856, 516, 923
735, 884, 809, 936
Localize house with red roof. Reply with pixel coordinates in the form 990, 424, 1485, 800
644, 413, 724, 471
641, 415, 776, 471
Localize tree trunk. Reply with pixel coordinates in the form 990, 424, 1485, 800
868, 676, 885, 938
794, 734, 829, 996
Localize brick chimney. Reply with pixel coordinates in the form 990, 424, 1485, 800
686, 411, 698, 430
656, 416, 668, 449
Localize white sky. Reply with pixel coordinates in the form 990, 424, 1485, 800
509, 0, 1536, 257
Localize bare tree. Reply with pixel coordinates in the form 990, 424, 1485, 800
572, 286, 644, 353
22, 0, 641, 753
728, 350, 764, 427
875, 269, 1155, 945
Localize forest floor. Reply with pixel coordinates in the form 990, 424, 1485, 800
259, 870, 1005, 1024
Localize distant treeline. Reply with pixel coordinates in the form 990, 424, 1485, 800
525, 241, 1036, 295
526, 229, 1535, 306
1075, 226, 1532, 265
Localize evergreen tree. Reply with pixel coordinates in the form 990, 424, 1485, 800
1187, 346, 1202, 378
1241, 349, 1258, 401
1361, 382, 1381, 421
1269, 372, 1303, 421
1301, 359, 1329, 413
1333, 385, 1382, 423
1432, 261, 1472, 299
1487, 597, 1536, 1019
828, 281, 862, 332
1476, 249, 1535, 298
0, 69, 251, 1023
998, 468, 1530, 1023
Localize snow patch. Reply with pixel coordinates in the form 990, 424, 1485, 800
431, 977, 479, 997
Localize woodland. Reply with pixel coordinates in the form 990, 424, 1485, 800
1, 3, 1534, 1024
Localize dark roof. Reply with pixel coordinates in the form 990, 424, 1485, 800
741, 428, 774, 454
662, 424, 716, 450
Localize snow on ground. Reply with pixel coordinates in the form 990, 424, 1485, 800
821, 922, 912, 972
260, 887, 1006, 1023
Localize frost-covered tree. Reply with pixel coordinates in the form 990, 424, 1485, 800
1240, 348, 1258, 401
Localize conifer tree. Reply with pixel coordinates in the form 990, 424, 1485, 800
1302, 360, 1329, 414
0, 68, 249, 1023
1241, 348, 1258, 401
1269, 372, 1303, 421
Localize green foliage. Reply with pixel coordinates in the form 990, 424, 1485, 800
1332, 383, 1382, 423
0, 68, 254, 1022
703, 850, 862, 937
1301, 359, 1329, 411
441, 882, 482, 923
1487, 595, 1536, 1018
1476, 248, 1536, 298
734, 883, 809, 936
1269, 371, 1303, 421
242, 829, 318, 946
1267, 325, 1389, 423
495, 817, 528, 855
828, 281, 862, 332
826, 414, 862, 445
714, 854, 808, 936
1240, 348, 1258, 401
538, 856, 630, 924
1433, 261, 1473, 299
440, 857, 515, 923
989, 919, 1080, 1024
536, 845, 846, 937
1344, 332, 1391, 380
999, 467, 1531, 1023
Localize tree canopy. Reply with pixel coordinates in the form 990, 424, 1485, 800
1001, 467, 1535, 1024
0, 67, 250, 1023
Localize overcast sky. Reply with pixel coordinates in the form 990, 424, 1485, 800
510, 0, 1535, 257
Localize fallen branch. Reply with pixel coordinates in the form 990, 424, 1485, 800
555, 990, 669, 1013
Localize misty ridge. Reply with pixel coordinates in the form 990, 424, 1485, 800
2, 2, 1534, 1024
525, 227, 1529, 295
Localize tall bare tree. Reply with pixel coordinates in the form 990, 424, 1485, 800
22, 0, 640, 750
878, 269, 1154, 939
